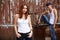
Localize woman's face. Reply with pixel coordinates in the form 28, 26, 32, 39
22, 5, 27, 14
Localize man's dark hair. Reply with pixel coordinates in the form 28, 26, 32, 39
46, 2, 52, 7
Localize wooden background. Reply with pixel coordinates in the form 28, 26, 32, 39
0, 0, 60, 40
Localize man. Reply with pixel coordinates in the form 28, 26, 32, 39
38, 2, 58, 40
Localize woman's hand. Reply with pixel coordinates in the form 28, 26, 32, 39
28, 31, 33, 38
16, 33, 21, 38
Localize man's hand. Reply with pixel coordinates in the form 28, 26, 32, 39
53, 24, 56, 31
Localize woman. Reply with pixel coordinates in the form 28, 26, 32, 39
14, 4, 33, 40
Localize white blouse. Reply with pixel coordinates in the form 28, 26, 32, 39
17, 18, 30, 33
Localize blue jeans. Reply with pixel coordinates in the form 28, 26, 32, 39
41, 15, 56, 40
17, 32, 32, 40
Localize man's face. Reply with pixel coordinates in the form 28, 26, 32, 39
48, 5, 52, 10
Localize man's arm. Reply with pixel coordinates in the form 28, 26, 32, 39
54, 9, 58, 28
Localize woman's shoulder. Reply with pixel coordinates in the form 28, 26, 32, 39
28, 15, 31, 17
14, 14, 19, 19
14, 14, 19, 17
27, 15, 31, 20
28, 15, 31, 18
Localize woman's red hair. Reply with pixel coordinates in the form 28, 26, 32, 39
18, 4, 29, 19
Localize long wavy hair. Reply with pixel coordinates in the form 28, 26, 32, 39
18, 4, 29, 19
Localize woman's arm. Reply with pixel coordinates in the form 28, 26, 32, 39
28, 15, 33, 38
14, 14, 21, 38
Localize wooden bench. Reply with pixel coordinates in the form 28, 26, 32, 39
33, 23, 60, 40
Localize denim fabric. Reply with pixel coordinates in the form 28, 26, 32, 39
17, 32, 32, 40
41, 15, 56, 40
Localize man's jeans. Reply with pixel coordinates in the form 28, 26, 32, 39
41, 15, 56, 40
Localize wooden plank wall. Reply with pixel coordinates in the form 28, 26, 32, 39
0, 0, 60, 40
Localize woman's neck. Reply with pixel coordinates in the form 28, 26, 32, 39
22, 14, 25, 19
